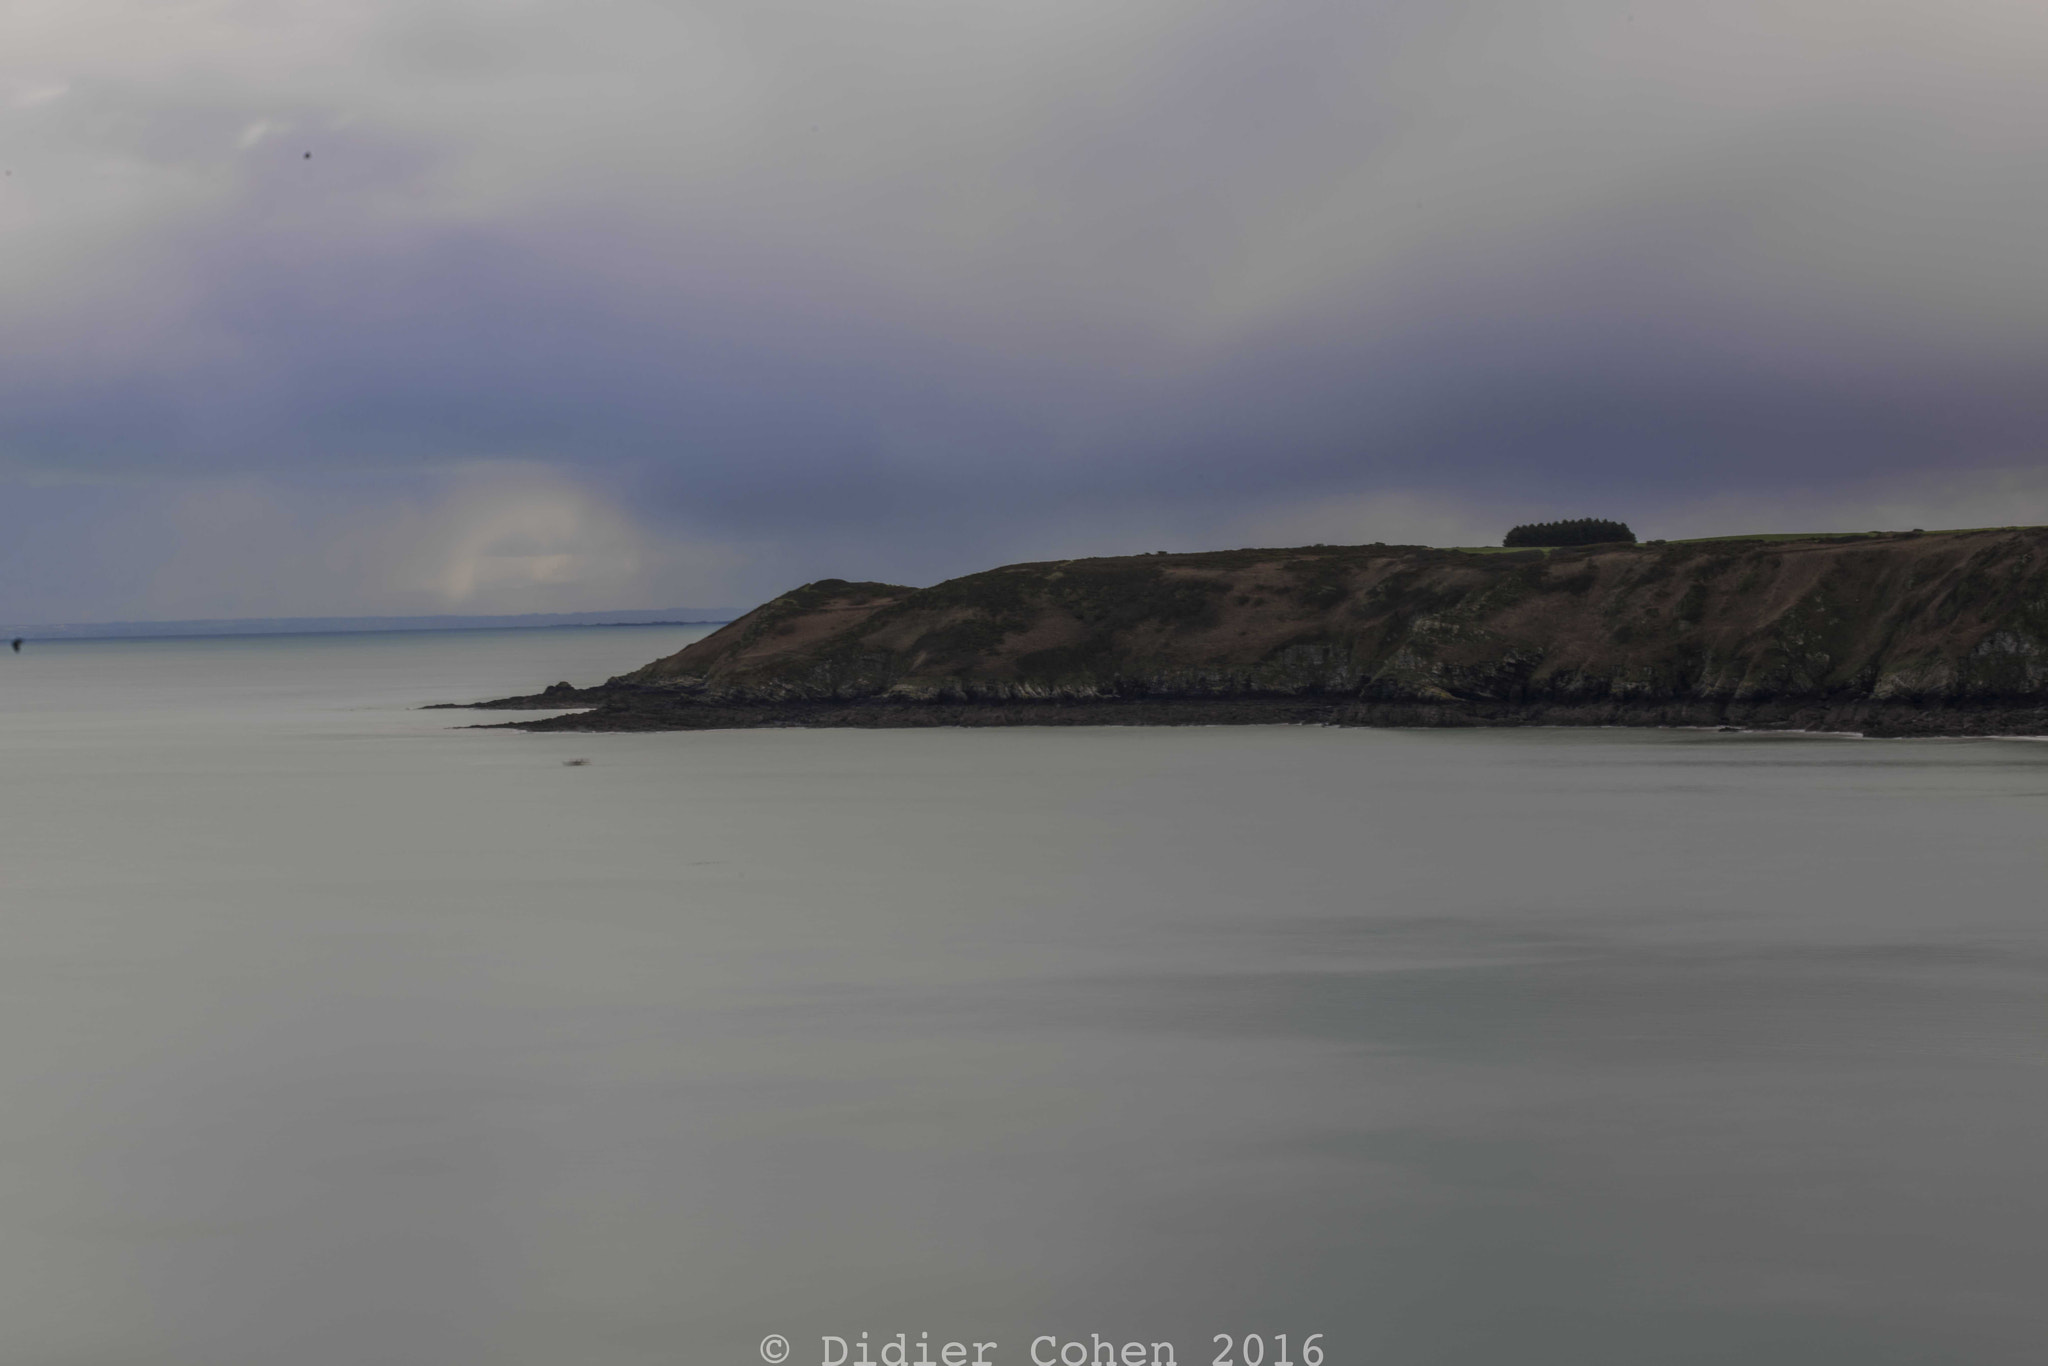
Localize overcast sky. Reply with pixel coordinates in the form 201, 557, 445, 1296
4, 0, 2046, 620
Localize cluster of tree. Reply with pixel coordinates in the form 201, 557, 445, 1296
1502, 518, 1637, 548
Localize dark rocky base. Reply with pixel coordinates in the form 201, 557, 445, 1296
426, 681, 612, 710
453, 691, 2048, 737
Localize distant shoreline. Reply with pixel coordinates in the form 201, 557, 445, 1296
3, 613, 735, 644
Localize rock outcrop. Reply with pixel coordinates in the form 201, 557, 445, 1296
467, 528, 2048, 735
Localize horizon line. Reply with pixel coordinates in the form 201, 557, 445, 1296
2, 608, 740, 643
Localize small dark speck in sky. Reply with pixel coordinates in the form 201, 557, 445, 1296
303, 151, 311, 159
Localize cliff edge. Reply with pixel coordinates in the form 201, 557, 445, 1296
467, 528, 2048, 735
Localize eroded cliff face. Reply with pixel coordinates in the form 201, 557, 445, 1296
485, 529, 2048, 734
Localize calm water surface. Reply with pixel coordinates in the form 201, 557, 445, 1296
0, 628, 2043, 1365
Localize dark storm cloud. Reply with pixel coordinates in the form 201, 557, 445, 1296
3, 0, 2046, 616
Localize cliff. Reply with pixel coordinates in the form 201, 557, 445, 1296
470, 528, 2048, 735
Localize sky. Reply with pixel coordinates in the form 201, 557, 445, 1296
4, 0, 2047, 621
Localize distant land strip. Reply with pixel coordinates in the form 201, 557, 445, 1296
5, 609, 738, 642
452, 527, 2048, 738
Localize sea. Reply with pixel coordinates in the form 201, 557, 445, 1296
0, 625, 2042, 1366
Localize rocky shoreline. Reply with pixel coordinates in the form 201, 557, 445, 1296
466, 690, 2048, 737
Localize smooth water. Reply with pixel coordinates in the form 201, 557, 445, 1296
0, 629, 2043, 1366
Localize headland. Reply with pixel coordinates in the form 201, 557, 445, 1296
456, 528, 2048, 736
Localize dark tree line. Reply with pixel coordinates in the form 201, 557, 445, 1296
1502, 518, 1637, 548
